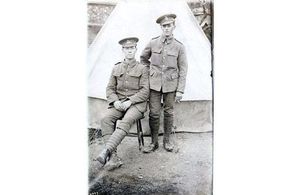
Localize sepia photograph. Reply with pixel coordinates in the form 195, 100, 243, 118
2, 0, 300, 195
87, 0, 213, 194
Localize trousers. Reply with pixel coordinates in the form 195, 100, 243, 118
149, 89, 175, 143
101, 105, 143, 138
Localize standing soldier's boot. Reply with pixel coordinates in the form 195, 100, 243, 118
96, 128, 127, 165
163, 118, 174, 152
143, 121, 159, 153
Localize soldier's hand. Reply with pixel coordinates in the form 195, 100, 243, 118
175, 92, 183, 103
113, 101, 124, 111
122, 100, 132, 110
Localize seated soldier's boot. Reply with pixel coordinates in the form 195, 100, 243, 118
142, 142, 159, 153
163, 141, 174, 152
95, 147, 111, 165
96, 128, 126, 166
105, 151, 123, 171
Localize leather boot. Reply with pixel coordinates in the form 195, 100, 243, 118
96, 128, 126, 166
163, 142, 174, 152
105, 150, 123, 171
142, 142, 159, 153
143, 119, 159, 153
163, 117, 174, 152
96, 147, 111, 165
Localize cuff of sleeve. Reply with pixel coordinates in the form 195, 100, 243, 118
128, 96, 136, 104
108, 98, 119, 106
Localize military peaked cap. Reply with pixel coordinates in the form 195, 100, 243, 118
156, 14, 177, 25
118, 37, 139, 47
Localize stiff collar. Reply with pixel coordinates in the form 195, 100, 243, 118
160, 34, 174, 44
123, 58, 137, 67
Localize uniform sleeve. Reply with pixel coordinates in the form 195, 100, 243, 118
129, 66, 150, 104
106, 68, 119, 105
140, 41, 152, 66
177, 45, 188, 93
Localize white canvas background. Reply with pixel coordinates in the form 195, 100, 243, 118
88, 0, 212, 100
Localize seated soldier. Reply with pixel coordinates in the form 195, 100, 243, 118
95, 37, 149, 170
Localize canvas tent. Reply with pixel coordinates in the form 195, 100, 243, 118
88, 0, 212, 132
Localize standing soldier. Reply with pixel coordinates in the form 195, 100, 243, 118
141, 14, 188, 153
95, 37, 149, 170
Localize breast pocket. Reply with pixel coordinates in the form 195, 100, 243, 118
113, 72, 124, 89
151, 47, 162, 65
128, 72, 142, 90
167, 50, 179, 67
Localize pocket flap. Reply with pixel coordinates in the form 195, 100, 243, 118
113, 71, 124, 77
152, 47, 162, 54
167, 50, 178, 57
128, 71, 142, 77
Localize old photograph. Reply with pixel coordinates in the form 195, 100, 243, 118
3, 0, 300, 195
87, 0, 213, 194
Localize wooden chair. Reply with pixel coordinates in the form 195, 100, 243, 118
136, 117, 144, 151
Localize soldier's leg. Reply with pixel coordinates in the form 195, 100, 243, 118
101, 108, 124, 144
96, 108, 124, 165
97, 106, 142, 164
104, 106, 143, 170
118, 106, 143, 132
162, 91, 176, 152
143, 89, 162, 153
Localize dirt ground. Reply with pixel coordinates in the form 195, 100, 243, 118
89, 132, 212, 195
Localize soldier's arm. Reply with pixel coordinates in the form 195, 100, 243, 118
128, 66, 150, 104
106, 68, 119, 106
177, 45, 188, 93
140, 41, 152, 66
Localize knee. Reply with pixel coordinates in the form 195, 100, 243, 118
118, 112, 142, 132
117, 120, 133, 133
149, 100, 161, 117
164, 107, 174, 117
101, 116, 115, 127
149, 113, 160, 120
149, 109, 161, 119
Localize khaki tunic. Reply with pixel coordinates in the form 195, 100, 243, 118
140, 35, 188, 93
106, 60, 149, 113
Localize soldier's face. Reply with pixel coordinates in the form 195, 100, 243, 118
122, 46, 137, 60
161, 22, 175, 37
